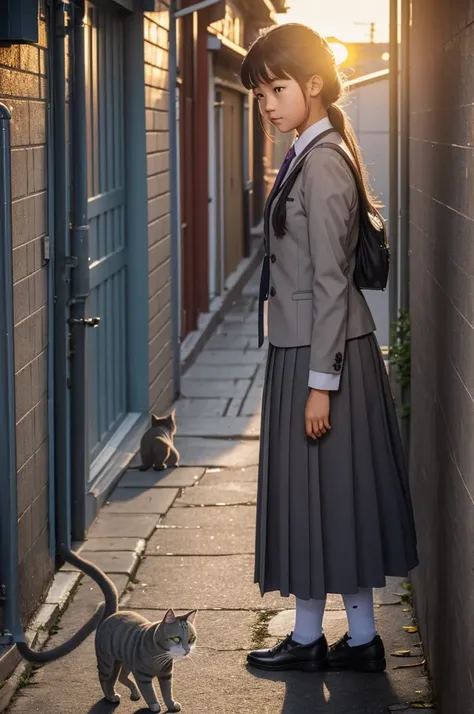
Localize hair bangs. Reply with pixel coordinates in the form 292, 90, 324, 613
241, 44, 294, 90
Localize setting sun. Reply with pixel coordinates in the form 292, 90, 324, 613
277, 0, 390, 43
328, 41, 349, 65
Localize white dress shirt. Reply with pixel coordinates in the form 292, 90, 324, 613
286, 116, 342, 391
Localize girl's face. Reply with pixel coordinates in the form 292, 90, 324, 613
253, 75, 325, 136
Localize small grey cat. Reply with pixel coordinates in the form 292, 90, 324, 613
96, 608, 197, 712
132, 412, 180, 471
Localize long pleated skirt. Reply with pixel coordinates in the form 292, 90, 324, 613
255, 333, 419, 600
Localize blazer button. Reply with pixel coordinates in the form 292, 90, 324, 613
270, 254, 276, 263
333, 363, 342, 372
270, 287, 276, 297
335, 352, 343, 363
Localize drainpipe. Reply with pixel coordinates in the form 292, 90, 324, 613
399, 0, 411, 450
0, 104, 23, 645
388, 0, 399, 357
169, 0, 224, 397
52, 0, 72, 552
68, 0, 95, 542
169, 0, 181, 397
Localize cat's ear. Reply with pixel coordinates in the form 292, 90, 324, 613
151, 414, 159, 427
183, 609, 197, 624
163, 608, 177, 624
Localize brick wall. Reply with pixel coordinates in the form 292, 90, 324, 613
0, 15, 54, 624
144, 4, 174, 415
409, 2, 474, 710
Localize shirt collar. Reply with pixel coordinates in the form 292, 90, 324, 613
293, 116, 334, 157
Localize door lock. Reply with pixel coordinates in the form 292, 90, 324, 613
68, 317, 101, 328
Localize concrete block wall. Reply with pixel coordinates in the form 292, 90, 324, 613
144, 2, 174, 415
0, 15, 54, 625
409, 1, 474, 710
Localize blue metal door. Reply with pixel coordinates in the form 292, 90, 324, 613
85, 1, 127, 466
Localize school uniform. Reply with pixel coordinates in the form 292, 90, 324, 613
255, 117, 419, 601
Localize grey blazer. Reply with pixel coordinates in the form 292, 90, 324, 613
265, 131, 376, 376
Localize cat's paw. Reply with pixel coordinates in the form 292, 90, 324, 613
167, 703, 181, 712
106, 694, 121, 704
148, 704, 162, 713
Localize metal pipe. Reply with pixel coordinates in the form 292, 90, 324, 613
169, 0, 181, 397
208, 51, 217, 299
53, 0, 72, 551
46, 10, 57, 558
400, 0, 410, 314
388, 0, 399, 359
400, 0, 411, 451
0, 103, 23, 645
69, 0, 90, 541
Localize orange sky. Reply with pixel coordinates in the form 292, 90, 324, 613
276, 0, 390, 43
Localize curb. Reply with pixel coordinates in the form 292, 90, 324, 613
0, 572, 82, 712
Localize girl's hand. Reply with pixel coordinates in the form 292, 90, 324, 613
305, 389, 331, 439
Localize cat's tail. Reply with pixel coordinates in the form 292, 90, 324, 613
16, 549, 118, 664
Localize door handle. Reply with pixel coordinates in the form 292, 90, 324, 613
68, 317, 101, 328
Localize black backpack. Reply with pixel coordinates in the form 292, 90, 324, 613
272, 138, 390, 291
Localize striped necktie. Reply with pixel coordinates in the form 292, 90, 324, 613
273, 145, 296, 192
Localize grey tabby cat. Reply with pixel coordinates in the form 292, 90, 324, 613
131, 412, 180, 471
96, 607, 197, 712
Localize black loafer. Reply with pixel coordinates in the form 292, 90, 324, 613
326, 633, 386, 673
247, 632, 328, 672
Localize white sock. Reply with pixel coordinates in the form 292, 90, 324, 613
342, 587, 377, 647
292, 597, 326, 645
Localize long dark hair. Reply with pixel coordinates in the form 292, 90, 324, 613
241, 23, 379, 214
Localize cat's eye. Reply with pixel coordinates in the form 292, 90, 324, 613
189, 635, 196, 644
170, 636, 181, 644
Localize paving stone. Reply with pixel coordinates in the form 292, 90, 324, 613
247, 336, 268, 350
146, 526, 255, 555
374, 576, 408, 605
73, 573, 130, 603
175, 415, 260, 439
180, 377, 250, 398
104, 486, 179, 515
128, 609, 259, 651
86, 512, 160, 539
79, 537, 146, 553
254, 363, 267, 387
227, 397, 243, 416
184, 363, 256, 380
127, 554, 289, 610
206, 334, 251, 350
222, 312, 249, 324
175, 483, 257, 507
119, 466, 204, 489
161, 505, 256, 529
63, 550, 140, 576
44, 571, 80, 606
174, 437, 259, 467
175, 397, 229, 417
217, 321, 258, 336
195, 350, 265, 365
241, 385, 263, 416
200, 466, 258, 485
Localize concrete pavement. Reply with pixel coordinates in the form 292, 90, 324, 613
7, 270, 431, 714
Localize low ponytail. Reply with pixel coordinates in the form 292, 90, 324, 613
327, 103, 381, 213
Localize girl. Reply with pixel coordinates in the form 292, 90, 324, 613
241, 23, 418, 674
